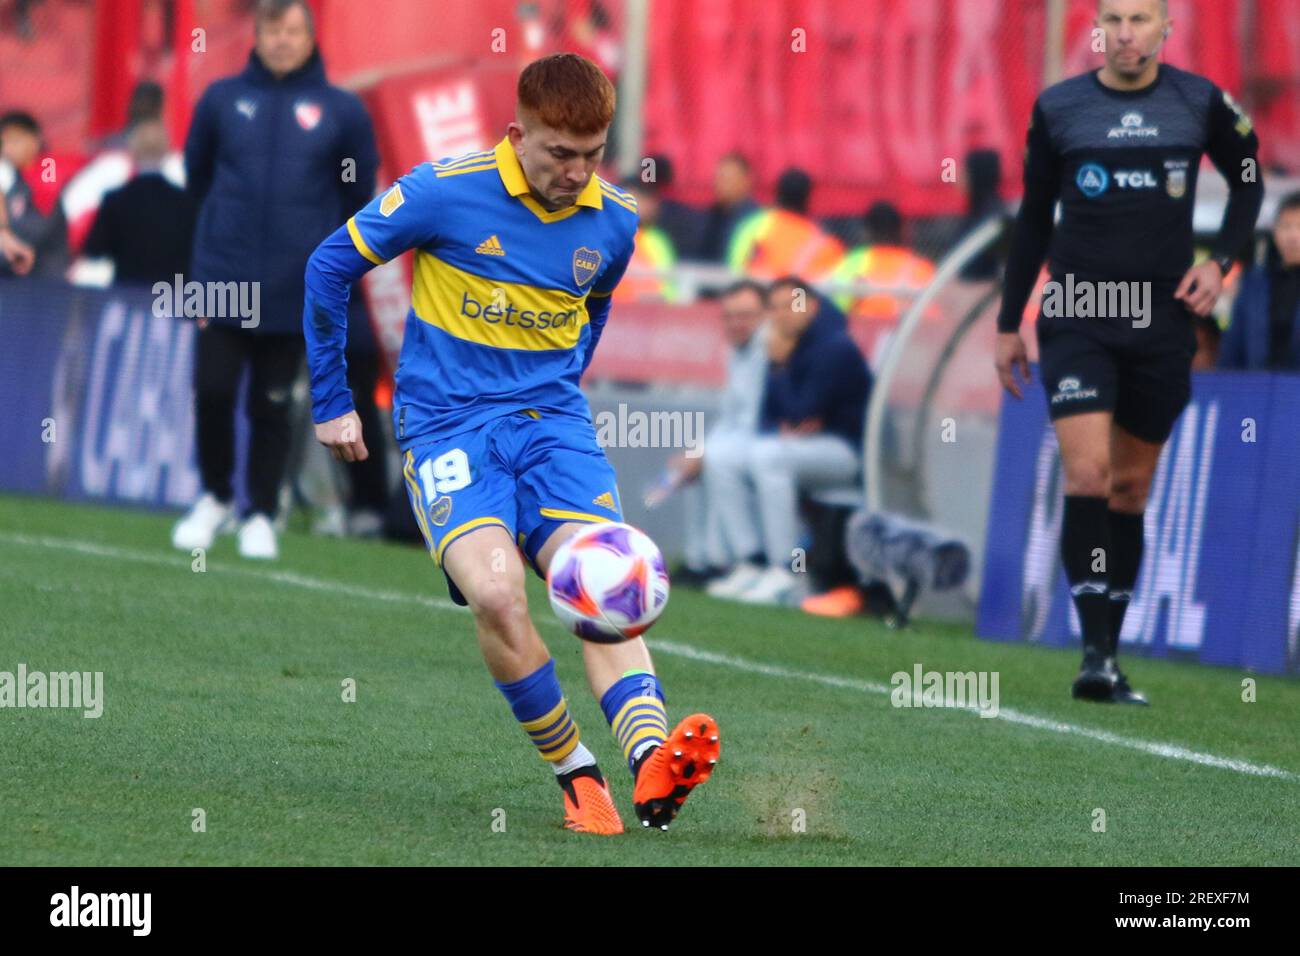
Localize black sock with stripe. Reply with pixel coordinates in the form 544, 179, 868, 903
1061, 495, 1111, 660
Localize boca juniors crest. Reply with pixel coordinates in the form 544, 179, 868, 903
573, 247, 601, 287
294, 100, 322, 131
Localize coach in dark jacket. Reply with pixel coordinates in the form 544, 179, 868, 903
1219, 192, 1300, 372
759, 282, 871, 448
172, 0, 379, 560
708, 275, 872, 606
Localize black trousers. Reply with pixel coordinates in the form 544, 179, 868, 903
343, 347, 390, 513
194, 322, 303, 518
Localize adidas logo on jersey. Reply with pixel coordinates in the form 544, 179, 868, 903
475, 235, 506, 256
592, 492, 617, 511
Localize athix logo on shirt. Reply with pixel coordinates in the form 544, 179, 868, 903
1107, 110, 1159, 139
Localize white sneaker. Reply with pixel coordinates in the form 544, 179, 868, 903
238, 514, 279, 560
737, 567, 806, 606
171, 494, 234, 551
706, 561, 765, 599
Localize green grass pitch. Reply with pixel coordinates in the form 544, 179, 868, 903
2, 493, 1297, 866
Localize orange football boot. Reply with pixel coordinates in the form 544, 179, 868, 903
632, 713, 720, 830
560, 766, 625, 835
801, 585, 865, 618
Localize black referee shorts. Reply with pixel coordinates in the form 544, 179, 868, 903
1035, 298, 1198, 445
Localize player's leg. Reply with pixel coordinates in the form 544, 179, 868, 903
1055, 411, 1118, 700
1039, 321, 1122, 700
518, 416, 718, 830
1105, 314, 1196, 705
1104, 423, 1162, 705
404, 431, 622, 834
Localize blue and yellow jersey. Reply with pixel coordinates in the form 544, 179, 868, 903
303, 136, 639, 448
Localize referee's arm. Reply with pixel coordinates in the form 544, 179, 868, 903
996, 101, 1061, 397
1204, 90, 1263, 272
998, 102, 1061, 334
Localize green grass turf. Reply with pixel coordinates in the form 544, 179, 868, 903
1, 493, 1297, 866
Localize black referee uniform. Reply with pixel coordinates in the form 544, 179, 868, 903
999, 63, 1262, 698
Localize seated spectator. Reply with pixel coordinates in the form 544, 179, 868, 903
707, 275, 872, 605
698, 151, 758, 264
663, 278, 769, 585
727, 168, 844, 280
81, 118, 197, 286
1219, 191, 1300, 371
0, 110, 67, 278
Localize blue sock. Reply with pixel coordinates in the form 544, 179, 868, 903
600, 670, 668, 773
495, 659, 586, 767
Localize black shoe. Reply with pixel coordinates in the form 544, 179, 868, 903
1071, 652, 1117, 702
1111, 667, 1149, 705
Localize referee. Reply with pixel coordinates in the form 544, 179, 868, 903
995, 0, 1262, 704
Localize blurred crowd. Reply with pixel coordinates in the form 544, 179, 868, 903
4, 0, 1300, 615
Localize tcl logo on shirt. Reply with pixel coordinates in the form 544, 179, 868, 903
1114, 169, 1158, 189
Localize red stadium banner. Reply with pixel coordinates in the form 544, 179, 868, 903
643, 0, 1298, 216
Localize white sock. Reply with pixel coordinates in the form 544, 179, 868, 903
553, 741, 597, 775
630, 739, 658, 765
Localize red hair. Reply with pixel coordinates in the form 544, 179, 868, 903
517, 53, 616, 135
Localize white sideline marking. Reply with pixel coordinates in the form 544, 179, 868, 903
652, 641, 1300, 782
3, 530, 1298, 784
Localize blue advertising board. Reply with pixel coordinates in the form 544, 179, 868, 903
0, 279, 250, 512
978, 366, 1300, 675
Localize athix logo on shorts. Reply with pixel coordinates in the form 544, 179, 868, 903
459, 292, 579, 330
1076, 163, 1110, 197
1107, 110, 1159, 139
1052, 376, 1100, 405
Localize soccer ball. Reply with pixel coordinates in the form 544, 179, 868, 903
546, 522, 670, 643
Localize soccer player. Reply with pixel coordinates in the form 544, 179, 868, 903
995, 0, 1262, 704
302, 54, 719, 833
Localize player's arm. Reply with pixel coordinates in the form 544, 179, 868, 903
1178, 88, 1264, 316
996, 100, 1061, 398
581, 228, 636, 375
998, 101, 1061, 334
304, 163, 439, 459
